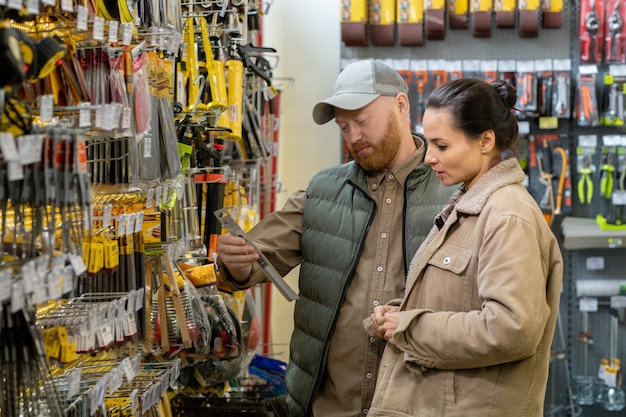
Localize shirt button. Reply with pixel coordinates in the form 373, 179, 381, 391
371, 184, 378, 191
370, 337, 376, 343
377, 266, 383, 272
373, 300, 380, 306
363, 409, 369, 415
381, 233, 387, 238
388, 174, 394, 180
386, 198, 392, 204
443, 257, 451, 265
367, 372, 373, 379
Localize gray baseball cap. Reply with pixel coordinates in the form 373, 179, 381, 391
312, 59, 409, 125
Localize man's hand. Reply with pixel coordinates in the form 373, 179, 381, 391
217, 234, 259, 283
371, 305, 401, 345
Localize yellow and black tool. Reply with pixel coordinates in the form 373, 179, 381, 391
600, 149, 616, 199
578, 155, 594, 204
0, 21, 26, 86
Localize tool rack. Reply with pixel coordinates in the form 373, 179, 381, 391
342, 0, 626, 415
0, 0, 282, 415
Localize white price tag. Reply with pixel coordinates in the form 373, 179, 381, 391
108, 21, 119, 43
76, 5, 88, 31
0, 271, 11, 303
122, 357, 136, 383
7, 161, 23, 181
67, 368, 82, 400
79, 103, 92, 127
93, 17, 105, 41
11, 280, 24, 313
121, 23, 133, 45
579, 297, 598, 312
143, 134, 152, 157
0, 132, 19, 161
17, 134, 44, 164
60, 0, 73, 12
62, 265, 75, 295
7, 0, 22, 11
39, 95, 54, 122
121, 107, 132, 129
70, 254, 87, 276
25, 0, 39, 15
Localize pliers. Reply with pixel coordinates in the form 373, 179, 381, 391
578, 155, 594, 204
606, 0, 623, 62
600, 150, 616, 199
582, 0, 600, 62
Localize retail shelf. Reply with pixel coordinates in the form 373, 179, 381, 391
561, 217, 626, 250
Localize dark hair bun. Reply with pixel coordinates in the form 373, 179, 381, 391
491, 81, 517, 110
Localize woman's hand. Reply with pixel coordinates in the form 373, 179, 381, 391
371, 305, 401, 345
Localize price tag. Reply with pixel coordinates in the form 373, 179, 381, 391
17, 134, 44, 165
60, 0, 73, 12
610, 296, 626, 309
93, 17, 105, 41
7, 161, 23, 181
146, 188, 155, 209
122, 23, 133, 45
123, 312, 137, 337
67, 368, 82, 400
579, 297, 598, 312
79, 102, 92, 127
121, 107, 132, 129
62, 265, 75, 295
122, 357, 136, 383
89, 374, 109, 416
47, 269, 62, 300
0, 132, 19, 161
76, 5, 88, 31
39, 95, 54, 122
7, 0, 22, 11
143, 134, 152, 157
25, 0, 39, 15
11, 280, 24, 313
70, 253, 88, 276
0, 271, 11, 303
108, 20, 119, 43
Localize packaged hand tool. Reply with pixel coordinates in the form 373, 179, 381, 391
576, 71, 600, 127
447, 0, 468, 29
370, 0, 396, 45
341, 0, 368, 46
575, 135, 597, 205
580, 0, 604, 63
470, 0, 492, 37
397, 0, 425, 45
494, 0, 515, 28
541, 0, 563, 28
214, 208, 299, 302
424, 0, 445, 40
604, 0, 625, 63
518, 0, 540, 38
552, 59, 572, 119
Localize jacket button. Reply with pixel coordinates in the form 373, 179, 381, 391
443, 257, 451, 265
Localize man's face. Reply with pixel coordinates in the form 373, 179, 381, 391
334, 96, 402, 172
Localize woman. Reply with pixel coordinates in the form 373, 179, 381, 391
366, 78, 563, 417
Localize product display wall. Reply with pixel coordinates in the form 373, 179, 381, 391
341, 0, 626, 415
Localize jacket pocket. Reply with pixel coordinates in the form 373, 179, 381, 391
426, 245, 473, 275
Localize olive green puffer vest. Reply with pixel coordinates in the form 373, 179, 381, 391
284, 160, 454, 417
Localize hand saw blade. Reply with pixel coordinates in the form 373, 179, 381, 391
214, 208, 299, 301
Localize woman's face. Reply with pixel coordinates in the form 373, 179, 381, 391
422, 108, 491, 189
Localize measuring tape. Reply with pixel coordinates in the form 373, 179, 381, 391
214, 208, 299, 302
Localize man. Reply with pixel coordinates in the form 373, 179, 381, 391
216, 59, 455, 417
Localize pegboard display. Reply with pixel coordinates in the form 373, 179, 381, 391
340, 0, 626, 415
